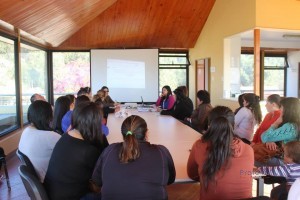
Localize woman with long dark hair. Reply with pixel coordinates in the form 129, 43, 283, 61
91, 115, 175, 200
44, 102, 109, 199
156, 85, 175, 110
160, 86, 193, 120
52, 95, 71, 134
261, 97, 300, 148
234, 93, 262, 143
19, 100, 61, 182
187, 106, 254, 199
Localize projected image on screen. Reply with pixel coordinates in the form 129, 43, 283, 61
107, 59, 145, 88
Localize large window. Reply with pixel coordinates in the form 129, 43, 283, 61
239, 52, 286, 100
0, 36, 17, 136
263, 54, 286, 99
21, 43, 47, 124
158, 52, 189, 94
52, 52, 90, 100
240, 53, 254, 94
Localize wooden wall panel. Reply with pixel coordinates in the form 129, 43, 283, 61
0, 0, 117, 47
0, 0, 215, 49
58, 0, 216, 49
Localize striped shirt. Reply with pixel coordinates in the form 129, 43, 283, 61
258, 163, 300, 185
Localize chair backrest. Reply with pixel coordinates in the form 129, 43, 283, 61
18, 165, 49, 200
16, 149, 38, 178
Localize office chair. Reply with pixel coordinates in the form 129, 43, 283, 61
18, 165, 49, 200
0, 147, 11, 190
16, 149, 38, 178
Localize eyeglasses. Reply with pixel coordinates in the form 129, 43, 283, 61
103, 90, 109, 92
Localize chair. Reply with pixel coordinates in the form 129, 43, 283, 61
18, 165, 49, 200
16, 149, 38, 178
0, 147, 11, 190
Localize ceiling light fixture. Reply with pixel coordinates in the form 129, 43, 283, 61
282, 34, 300, 39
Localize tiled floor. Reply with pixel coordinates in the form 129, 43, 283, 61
0, 152, 274, 200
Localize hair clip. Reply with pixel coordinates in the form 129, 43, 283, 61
126, 131, 132, 136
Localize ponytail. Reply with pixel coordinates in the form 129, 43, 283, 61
243, 93, 262, 124
119, 115, 147, 163
119, 131, 140, 163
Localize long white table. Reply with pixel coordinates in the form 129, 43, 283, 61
106, 108, 202, 182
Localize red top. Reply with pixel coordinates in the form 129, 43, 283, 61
252, 110, 281, 143
187, 138, 254, 200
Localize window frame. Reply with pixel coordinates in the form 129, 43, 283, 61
241, 49, 287, 100
261, 52, 287, 99
50, 50, 91, 103
158, 50, 190, 95
20, 41, 49, 125
0, 33, 20, 136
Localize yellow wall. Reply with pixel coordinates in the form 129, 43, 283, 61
256, 0, 300, 30
190, 0, 300, 110
189, 0, 256, 110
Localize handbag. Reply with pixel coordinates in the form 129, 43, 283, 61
252, 143, 283, 163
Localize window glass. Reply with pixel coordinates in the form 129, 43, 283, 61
264, 57, 285, 67
52, 52, 90, 100
159, 69, 186, 92
240, 54, 254, 94
21, 43, 47, 123
159, 57, 189, 65
159, 52, 189, 94
264, 69, 284, 99
0, 36, 17, 136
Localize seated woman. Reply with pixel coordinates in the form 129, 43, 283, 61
44, 102, 109, 200
92, 89, 105, 104
187, 106, 254, 199
156, 85, 175, 110
77, 86, 92, 99
160, 86, 193, 121
234, 93, 245, 115
61, 94, 75, 133
101, 86, 119, 107
18, 100, 61, 182
52, 95, 71, 134
252, 94, 281, 144
234, 93, 262, 144
61, 95, 89, 133
184, 90, 213, 133
91, 115, 176, 200
259, 97, 300, 166
100, 86, 120, 118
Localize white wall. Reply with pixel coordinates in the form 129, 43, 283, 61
287, 51, 300, 97
223, 35, 242, 99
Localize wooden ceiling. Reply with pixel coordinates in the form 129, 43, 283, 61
0, 0, 215, 50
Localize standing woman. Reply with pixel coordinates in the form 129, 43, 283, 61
234, 93, 262, 143
252, 94, 281, 144
44, 102, 109, 200
156, 85, 175, 110
187, 106, 254, 199
92, 115, 176, 200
